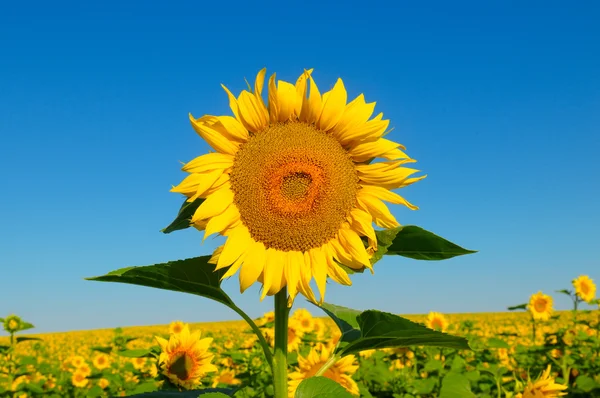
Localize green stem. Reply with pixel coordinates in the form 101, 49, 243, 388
230, 304, 274, 372
273, 288, 289, 398
315, 353, 339, 377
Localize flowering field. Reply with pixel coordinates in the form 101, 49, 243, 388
1, 304, 599, 397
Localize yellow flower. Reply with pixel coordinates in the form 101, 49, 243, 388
288, 346, 359, 397
425, 312, 449, 332
92, 353, 111, 370
528, 292, 553, 321
211, 369, 242, 388
521, 365, 567, 397
291, 308, 315, 334
71, 371, 88, 388
131, 357, 147, 370
172, 68, 423, 303
70, 355, 85, 368
98, 378, 110, 389
287, 319, 305, 352
169, 320, 186, 335
3, 314, 22, 333
155, 325, 217, 389
573, 275, 596, 303
76, 363, 92, 377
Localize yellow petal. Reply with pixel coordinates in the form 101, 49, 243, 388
332, 94, 375, 139
216, 225, 252, 271
203, 203, 241, 240
284, 251, 302, 300
323, 243, 352, 286
261, 249, 285, 299
349, 138, 408, 163
268, 73, 279, 123
329, 233, 369, 270
254, 68, 267, 106
237, 91, 269, 133
189, 114, 240, 156
294, 69, 313, 117
212, 116, 249, 142
239, 240, 266, 293
317, 78, 347, 131
277, 80, 297, 122
338, 226, 372, 270
309, 246, 328, 303
220, 251, 246, 280
220, 84, 240, 121
348, 207, 376, 242
359, 184, 419, 210
301, 76, 323, 123
356, 193, 399, 229
171, 169, 224, 198
191, 185, 234, 223
208, 246, 223, 264
182, 153, 234, 173
338, 113, 389, 146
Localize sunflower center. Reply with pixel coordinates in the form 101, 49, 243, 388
534, 299, 547, 312
230, 122, 359, 252
168, 352, 194, 381
580, 283, 589, 294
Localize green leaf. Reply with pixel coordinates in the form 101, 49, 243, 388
507, 304, 527, 311
424, 359, 444, 373
124, 388, 236, 397
316, 304, 470, 356
162, 197, 205, 234
86, 256, 234, 307
575, 375, 598, 393
91, 346, 112, 354
294, 376, 354, 398
439, 372, 477, 398
116, 349, 154, 358
383, 226, 476, 261
556, 289, 572, 297
19, 322, 35, 332
16, 337, 42, 344
369, 227, 401, 265
316, 303, 361, 344
487, 338, 510, 349
86, 385, 104, 398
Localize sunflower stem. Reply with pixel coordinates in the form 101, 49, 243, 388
230, 303, 274, 372
273, 287, 289, 398
315, 353, 339, 377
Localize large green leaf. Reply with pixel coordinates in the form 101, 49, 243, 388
86, 256, 234, 307
383, 226, 476, 260
162, 197, 205, 234
116, 348, 155, 358
439, 372, 477, 398
315, 303, 470, 357
317, 303, 361, 344
295, 376, 354, 398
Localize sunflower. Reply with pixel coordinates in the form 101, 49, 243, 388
518, 365, 567, 397
288, 346, 359, 397
291, 308, 315, 334
132, 357, 147, 370
98, 378, 110, 389
71, 371, 88, 388
3, 315, 22, 333
425, 312, 449, 332
92, 353, 111, 370
155, 325, 217, 389
70, 355, 85, 368
528, 292, 553, 321
572, 275, 596, 303
211, 369, 242, 388
172, 68, 423, 303
169, 320, 186, 335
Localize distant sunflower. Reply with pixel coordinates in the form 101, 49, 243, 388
92, 353, 111, 370
425, 312, 449, 332
211, 369, 242, 388
572, 275, 596, 303
528, 292, 553, 321
172, 68, 424, 303
169, 320, 186, 335
288, 346, 359, 397
3, 315, 22, 333
519, 365, 567, 398
71, 371, 88, 388
155, 325, 217, 389
291, 308, 315, 334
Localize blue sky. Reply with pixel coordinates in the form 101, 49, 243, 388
1, 1, 599, 334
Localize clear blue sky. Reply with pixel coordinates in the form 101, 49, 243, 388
1, 1, 599, 334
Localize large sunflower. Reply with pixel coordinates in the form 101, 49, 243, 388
172, 68, 424, 302
528, 291, 553, 321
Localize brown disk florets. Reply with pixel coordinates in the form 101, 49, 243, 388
230, 122, 359, 252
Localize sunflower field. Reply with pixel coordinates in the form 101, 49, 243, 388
2, 291, 600, 398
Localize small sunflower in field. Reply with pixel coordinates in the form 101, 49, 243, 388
573, 275, 596, 303
132, 357, 147, 370
71, 371, 89, 388
172, 68, 423, 303
517, 365, 567, 398
77, 363, 92, 377
291, 308, 315, 334
92, 353, 111, 370
288, 346, 359, 397
70, 355, 86, 368
425, 312, 449, 332
211, 369, 242, 388
98, 378, 110, 389
528, 292, 553, 321
155, 325, 217, 389
3, 314, 22, 333
169, 320, 186, 335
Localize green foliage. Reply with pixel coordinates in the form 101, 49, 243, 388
315, 302, 471, 356
161, 197, 205, 234
439, 372, 477, 398
383, 226, 476, 261
125, 389, 235, 397
294, 376, 354, 398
